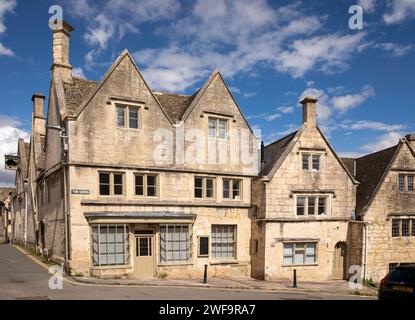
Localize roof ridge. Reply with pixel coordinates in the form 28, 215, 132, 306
356, 144, 398, 160
265, 130, 298, 148
153, 91, 193, 97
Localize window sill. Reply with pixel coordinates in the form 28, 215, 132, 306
282, 263, 318, 267
210, 260, 238, 265
158, 262, 193, 267
91, 265, 131, 270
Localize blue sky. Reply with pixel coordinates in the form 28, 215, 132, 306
0, 0, 415, 186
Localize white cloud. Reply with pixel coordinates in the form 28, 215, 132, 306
0, 0, 16, 57
72, 67, 86, 79
339, 120, 406, 132
247, 112, 281, 122
331, 85, 375, 113
375, 42, 413, 57
0, 116, 30, 187
276, 33, 367, 78
383, 0, 415, 24
358, 0, 376, 13
277, 106, 294, 114
361, 131, 403, 153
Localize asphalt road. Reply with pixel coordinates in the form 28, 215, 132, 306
0, 244, 372, 300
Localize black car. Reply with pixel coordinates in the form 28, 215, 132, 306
379, 265, 415, 300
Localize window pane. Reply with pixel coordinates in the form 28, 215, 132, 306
117, 106, 125, 127
399, 175, 405, 191
92, 224, 127, 266
232, 180, 241, 199
99, 173, 110, 196
194, 178, 203, 198
218, 120, 227, 139
135, 175, 144, 195
129, 108, 138, 129
318, 197, 326, 215
408, 176, 414, 191
211, 225, 236, 258
147, 175, 157, 197
206, 179, 214, 198
208, 119, 216, 138
297, 197, 305, 215
223, 179, 230, 199
302, 154, 309, 170
392, 219, 400, 237
312, 155, 320, 171
159, 224, 190, 263
412, 220, 415, 236
402, 220, 410, 237
308, 197, 316, 215
113, 174, 123, 195
199, 237, 209, 256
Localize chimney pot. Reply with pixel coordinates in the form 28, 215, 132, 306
300, 96, 318, 127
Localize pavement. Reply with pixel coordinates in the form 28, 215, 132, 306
0, 244, 377, 300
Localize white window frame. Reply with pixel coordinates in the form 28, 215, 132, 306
115, 102, 142, 130
91, 224, 129, 267
208, 117, 228, 140
294, 194, 330, 216
301, 152, 324, 172
222, 178, 242, 200
211, 225, 237, 259
283, 242, 318, 266
194, 177, 216, 199
159, 224, 191, 264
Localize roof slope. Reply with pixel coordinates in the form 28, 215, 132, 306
260, 131, 298, 176
340, 157, 355, 177
355, 145, 398, 213
63, 77, 98, 116
153, 91, 199, 123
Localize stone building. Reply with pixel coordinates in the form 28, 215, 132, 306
32, 20, 259, 279
0, 188, 14, 243
251, 97, 358, 281
344, 135, 415, 282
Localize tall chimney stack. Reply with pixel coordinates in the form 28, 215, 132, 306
300, 96, 318, 127
32, 93, 46, 135
51, 20, 74, 83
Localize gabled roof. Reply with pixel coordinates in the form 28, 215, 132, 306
354, 144, 400, 214
63, 77, 98, 116
153, 90, 199, 123
260, 131, 298, 176
259, 125, 359, 184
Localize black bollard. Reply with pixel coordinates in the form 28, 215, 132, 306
292, 269, 297, 288
203, 264, 208, 284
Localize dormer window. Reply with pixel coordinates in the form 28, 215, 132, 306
116, 104, 140, 129
302, 153, 322, 172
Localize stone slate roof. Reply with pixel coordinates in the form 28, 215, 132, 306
63, 77, 98, 116
63, 77, 199, 123
153, 91, 199, 123
354, 145, 398, 214
259, 131, 298, 176
340, 158, 355, 177
0, 188, 14, 203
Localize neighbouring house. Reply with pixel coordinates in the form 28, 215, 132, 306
0, 188, 14, 243
345, 135, 415, 282
251, 97, 358, 281
33, 20, 259, 278
10, 138, 37, 248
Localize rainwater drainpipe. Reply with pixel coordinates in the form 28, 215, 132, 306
363, 222, 368, 281
24, 190, 28, 246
